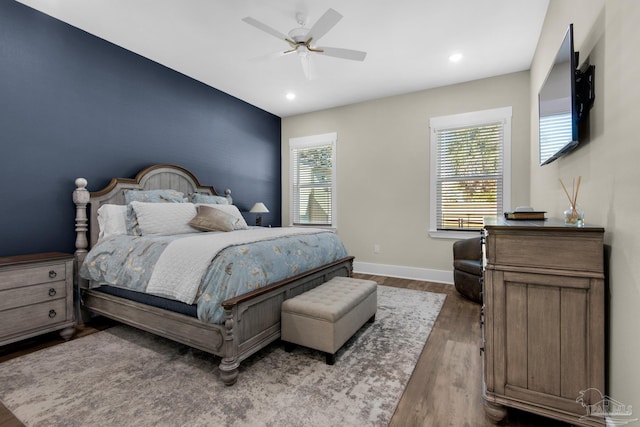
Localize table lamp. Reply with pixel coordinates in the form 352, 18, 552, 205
249, 202, 269, 226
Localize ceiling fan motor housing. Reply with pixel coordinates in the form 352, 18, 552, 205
288, 27, 309, 43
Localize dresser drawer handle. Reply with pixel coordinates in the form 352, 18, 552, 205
48, 288, 57, 297
49, 309, 57, 318
49, 270, 57, 279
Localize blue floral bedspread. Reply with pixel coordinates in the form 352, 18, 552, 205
80, 230, 348, 323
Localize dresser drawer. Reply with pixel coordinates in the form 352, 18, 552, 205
0, 281, 67, 311
488, 232, 604, 273
0, 262, 68, 291
0, 298, 68, 337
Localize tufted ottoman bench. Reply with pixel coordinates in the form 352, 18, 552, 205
281, 276, 377, 365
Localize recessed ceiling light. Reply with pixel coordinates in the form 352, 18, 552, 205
286, 92, 296, 101
449, 53, 463, 63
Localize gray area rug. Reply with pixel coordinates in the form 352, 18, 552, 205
0, 285, 445, 427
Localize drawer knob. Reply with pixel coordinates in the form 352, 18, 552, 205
48, 309, 57, 318
49, 270, 57, 279
48, 288, 57, 297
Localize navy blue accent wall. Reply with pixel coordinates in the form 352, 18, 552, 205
0, 1, 281, 257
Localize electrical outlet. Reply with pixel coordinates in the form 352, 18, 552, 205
374, 244, 381, 254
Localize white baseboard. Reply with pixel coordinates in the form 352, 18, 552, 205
353, 261, 454, 285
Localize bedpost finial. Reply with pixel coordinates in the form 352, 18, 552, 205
75, 178, 88, 189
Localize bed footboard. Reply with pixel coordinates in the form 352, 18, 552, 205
218, 256, 354, 385
78, 256, 353, 386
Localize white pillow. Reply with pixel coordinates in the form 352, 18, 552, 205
97, 204, 128, 240
196, 204, 249, 230
130, 201, 199, 235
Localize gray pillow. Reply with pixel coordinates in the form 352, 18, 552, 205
189, 205, 238, 232
190, 193, 229, 205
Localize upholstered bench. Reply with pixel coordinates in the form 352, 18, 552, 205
281, 276, 377, 365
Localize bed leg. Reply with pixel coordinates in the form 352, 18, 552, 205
219, 359, 239, 386
219, 308, 239, 386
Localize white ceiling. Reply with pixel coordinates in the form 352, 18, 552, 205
17, 0, 549, 118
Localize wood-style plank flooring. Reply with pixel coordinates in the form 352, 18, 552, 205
0, 275, 571, 426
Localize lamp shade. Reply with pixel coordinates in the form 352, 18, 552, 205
249, 202, 269, 213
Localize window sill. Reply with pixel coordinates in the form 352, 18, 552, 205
289, 224, 337, 233
428, 229, 482, 240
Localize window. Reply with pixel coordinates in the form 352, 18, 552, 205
429, 107, 511, 237
289, 132, 337, 227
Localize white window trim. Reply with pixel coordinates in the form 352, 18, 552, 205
428, 107, 512, 239
289, 132, 337, 229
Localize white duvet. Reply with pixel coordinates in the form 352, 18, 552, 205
146, 227, 328, 304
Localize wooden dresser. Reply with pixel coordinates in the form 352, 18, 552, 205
482, 218, 605, 426
0, 252, 75, 346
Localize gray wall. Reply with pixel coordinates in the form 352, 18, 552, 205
529, 0, 640, 412
283, 71, 530, 281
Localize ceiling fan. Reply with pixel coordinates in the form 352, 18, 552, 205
242, 8, 367, 80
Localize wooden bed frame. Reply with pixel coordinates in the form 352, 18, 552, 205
73, 164, 354, 385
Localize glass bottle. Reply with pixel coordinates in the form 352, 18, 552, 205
564, 204, 584, 226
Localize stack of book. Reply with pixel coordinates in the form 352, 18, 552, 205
504, 211, 546, 220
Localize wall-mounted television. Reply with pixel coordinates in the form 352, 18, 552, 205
538, 24, 595, 165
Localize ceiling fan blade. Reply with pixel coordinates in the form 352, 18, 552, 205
317, 47, 367, 61
242, 17, 294, 45
306, 8, 342, 43
249, 49, 291, 62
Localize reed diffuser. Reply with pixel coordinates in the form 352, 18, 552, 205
560, 176, 584, 226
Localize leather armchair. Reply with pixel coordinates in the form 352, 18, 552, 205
453, 236, 483, 303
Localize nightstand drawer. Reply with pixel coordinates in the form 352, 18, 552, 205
0, 298, 68, 337
0, 281, 67, 311
0, 262, 68, 291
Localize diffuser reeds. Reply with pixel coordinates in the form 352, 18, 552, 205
560, 176, 583, 224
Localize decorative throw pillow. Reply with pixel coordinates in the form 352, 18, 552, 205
130, 201, 198, 235
196, 204, 249, 230
190, 193, 229, 205
189, 205, 237, 232
97, 204, 128, 240
124, 189, 185, 235
124, 189, 184, 204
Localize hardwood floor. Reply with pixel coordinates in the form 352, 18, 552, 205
0, 275, 571, 426
356, 274, 570, 427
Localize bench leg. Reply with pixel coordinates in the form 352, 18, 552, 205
367, 313, 376, 323
325, 352, 336, 365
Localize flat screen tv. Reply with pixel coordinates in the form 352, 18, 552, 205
538, 24, 577, 165
538, 24, 595, 166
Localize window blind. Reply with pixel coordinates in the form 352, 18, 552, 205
435, 123, 504, 230
291, 143, 334, 226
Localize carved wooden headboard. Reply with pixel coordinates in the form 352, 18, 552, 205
72, 164, 231, 267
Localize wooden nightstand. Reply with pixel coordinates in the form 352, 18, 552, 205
0, 252, 75, 346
